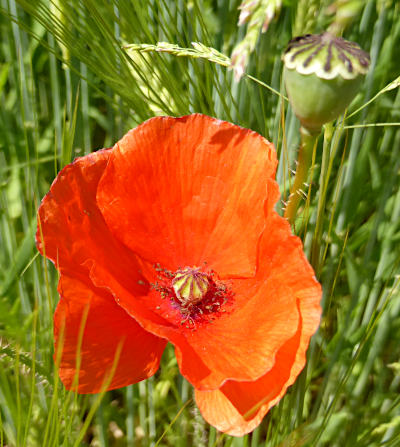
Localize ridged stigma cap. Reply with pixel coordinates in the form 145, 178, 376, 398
283, 32, 370, 133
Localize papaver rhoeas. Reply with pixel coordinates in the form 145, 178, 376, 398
37, 114, 321, 436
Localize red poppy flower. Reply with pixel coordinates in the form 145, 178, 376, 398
37, 114, 321, 436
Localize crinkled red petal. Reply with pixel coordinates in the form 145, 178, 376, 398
37, 149, 167, 392
97, 114, 277, 279
55, 273, 166, 393
194, 226, 322, 435
91, 181, 320, 390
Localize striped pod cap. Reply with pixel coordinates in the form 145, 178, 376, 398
282, 32, 370, 133
172, 267, 210, 306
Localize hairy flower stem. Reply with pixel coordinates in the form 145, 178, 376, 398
284, 126, 319, 224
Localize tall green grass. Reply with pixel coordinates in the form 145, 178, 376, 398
0, 0, 400, 445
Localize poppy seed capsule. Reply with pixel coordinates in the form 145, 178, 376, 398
172, 267, 209, 307
283, 32, 370, 134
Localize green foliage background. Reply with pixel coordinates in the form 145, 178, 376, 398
1, 0, 400, 445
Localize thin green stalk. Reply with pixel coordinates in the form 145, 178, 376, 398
154, 399, 192, 447
22, 306, 38, 447
310, 122, 334, 273
48, 33, 62, 159
284, 126, 319, 224
72, 341, 124, 447
138, 381, 147, 442
95, 400, 108, 447
0, 410, 3, 447
148, 377, 156, 447
125, 385, 135, 447
14, 344, 21, 447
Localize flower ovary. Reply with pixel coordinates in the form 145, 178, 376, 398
172, 267, 209, 306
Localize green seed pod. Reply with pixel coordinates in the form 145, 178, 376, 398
283, 32, 370, 134
172, 267, 209, 307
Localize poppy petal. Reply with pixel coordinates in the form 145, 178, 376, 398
36, 149, 146, 301
37, 148, 167, 392
194, 230, 321, 435
55, 273, 166, 393
90, 194, 319, 391
178, 205, 315, 389
96, 114, 277, 278
194, 323, 301, 436
87, 256, 299, 390
179, 278, 300, 389
88, 262, 215, 384
37, 149, 111, 270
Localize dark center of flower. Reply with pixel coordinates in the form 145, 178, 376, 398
151, 263, 233, 328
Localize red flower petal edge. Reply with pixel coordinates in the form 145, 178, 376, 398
37, 114, 321, 434
37, 148, 166, 392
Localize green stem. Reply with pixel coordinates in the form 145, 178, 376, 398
284, 126, 319, 224
311, 122, 334, 272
